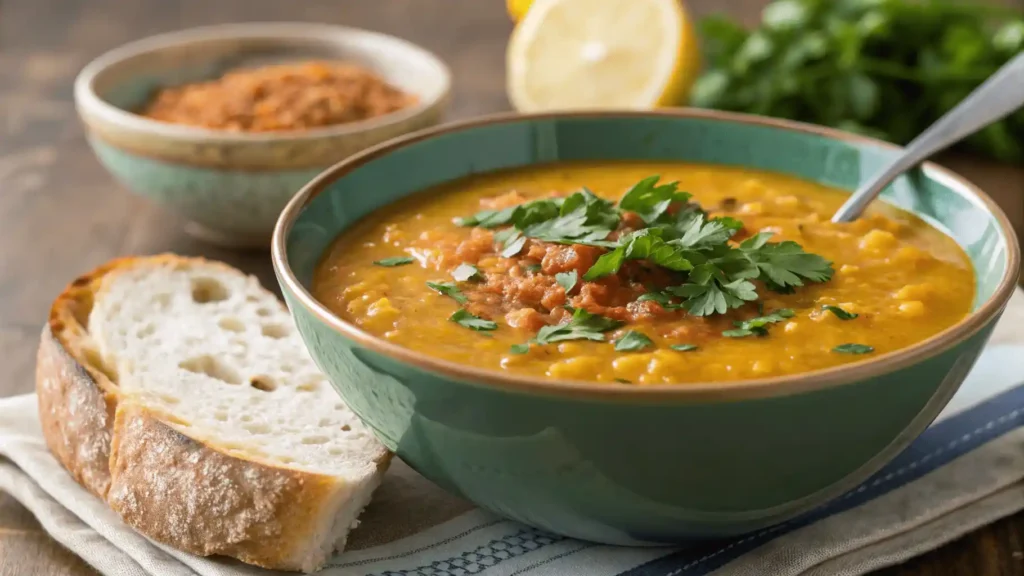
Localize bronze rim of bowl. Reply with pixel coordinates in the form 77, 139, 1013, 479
73, 22, 453, 144
272, 109, 1021, 402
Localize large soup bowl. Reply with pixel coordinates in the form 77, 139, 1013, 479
272, 111, 1020, 544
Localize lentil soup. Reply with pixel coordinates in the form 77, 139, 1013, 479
312, 162, 974, 385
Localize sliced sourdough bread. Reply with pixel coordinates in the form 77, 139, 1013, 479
35, 254, 391, 572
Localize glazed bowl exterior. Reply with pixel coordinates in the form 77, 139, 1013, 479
74, 22, 450, 248
272, 111, 1019, 544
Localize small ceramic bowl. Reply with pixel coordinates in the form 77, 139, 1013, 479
272, 110, 1019, 544
74, 22, 450, 248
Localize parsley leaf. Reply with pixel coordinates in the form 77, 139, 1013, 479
510, 343, 530, 354
501, 233, 527, 258
585, 230, 695, 280
670, 344, 698, 352
454, 206, 517, 228
744, 236, 835, 288
426, 281, 467, 304
637, 291, 683, 309
670, 213, 740, 249
669, 278, 758, 316
373, 256, 414, 267
721, 309, 794, 338
822, 305, 858, 320
694, 1, 1024, 163
452, 263, 483, 282
618, 176, 692, 224
723, 328, 763, 338
521, 189, 620, 246
522, 263, 542, 273
555, 270, 578, 293
833, 343, 874, 354
449, 309, 497, 331
534, 307, 624, 345
614, 330, 654, 352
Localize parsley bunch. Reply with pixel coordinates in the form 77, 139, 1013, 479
457, 176, 834, 317
693, 0, 1024, 162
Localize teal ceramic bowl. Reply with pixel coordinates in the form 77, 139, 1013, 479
272, 111, 1020, 544
74, 23, 450, 248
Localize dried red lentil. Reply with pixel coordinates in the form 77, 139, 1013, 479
139, 61, 417, 132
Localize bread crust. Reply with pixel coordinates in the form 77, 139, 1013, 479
35, 254, 390, 572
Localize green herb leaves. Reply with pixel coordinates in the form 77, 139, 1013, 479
555, 270, 578, 293
722, 309, 794, 338
833, 343, 874, 355
456, 176, 834, 320
426, 281, 467, 304
534, 307, 624, 345
449, 309, 497, 331
670, 344, 698, 352
614, 331, 654, 352
584, 230, 695, 280
460, 189, 622, 248
743, 233, 834, 289
693, 0, 1024, 163
822, 305, 858, 320
618, 176, 692, 224
433, 275, 495, 332
373, 256, 414, 267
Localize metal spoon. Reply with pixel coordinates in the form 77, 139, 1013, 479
832, 52, 1024, 223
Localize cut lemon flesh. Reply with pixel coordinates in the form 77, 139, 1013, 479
507, 0, 699, 112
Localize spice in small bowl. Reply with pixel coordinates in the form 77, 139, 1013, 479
139, 60, 419, 132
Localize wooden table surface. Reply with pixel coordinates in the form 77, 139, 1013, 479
1, 0, 1023, 574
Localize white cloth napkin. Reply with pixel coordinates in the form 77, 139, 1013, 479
4, 291, 1024, 576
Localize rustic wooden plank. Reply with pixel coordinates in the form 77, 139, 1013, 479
0, 0, 1021, 574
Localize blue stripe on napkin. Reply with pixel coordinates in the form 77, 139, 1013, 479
621, 380, 1024, 576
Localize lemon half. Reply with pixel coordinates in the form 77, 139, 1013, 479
506, 0, 700, 112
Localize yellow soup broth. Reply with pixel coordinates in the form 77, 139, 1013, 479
313, 162, 975, 385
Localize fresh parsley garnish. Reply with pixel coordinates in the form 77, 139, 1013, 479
461, 189, 621, 249
500, 232, 527, 258
510, 343, 530, 354
618, 176, 692, 224
670, 344, 698, 352
584, 229, 696, 281
533, 307, 624, 345
742, 232, 834, 288
426, 281, 467, 304
523, 263, 542, 273
723, 328, 759, 338
822, 305, 858, 320
454, 206, 518, 228
614, 330, 654, 352
833, 343, 874, 354
457, 177, 835, 319
636, 291, 682, 309
452, 263, 483, 282
721, 309, 795, 338
373, 256, 414, 267
448, 309, 496, 331
555, 270, 578, 293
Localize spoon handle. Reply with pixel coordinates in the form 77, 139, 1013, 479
832, 52, 1024, 224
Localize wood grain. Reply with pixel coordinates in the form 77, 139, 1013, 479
0, 0, 1022, 575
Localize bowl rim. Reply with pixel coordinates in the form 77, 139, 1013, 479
272, 109, 1021, 402
73, 22, 453, 144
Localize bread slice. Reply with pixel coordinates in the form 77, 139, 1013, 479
35, 254, 391, 572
